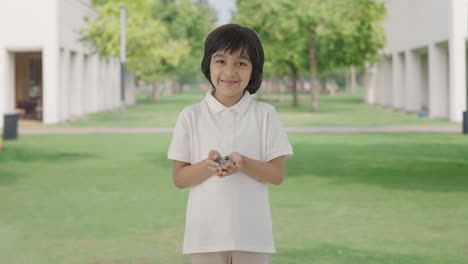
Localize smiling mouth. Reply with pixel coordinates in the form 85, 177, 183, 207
221, 80, 239, 85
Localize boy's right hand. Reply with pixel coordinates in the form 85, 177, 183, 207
206, 150, 222, 176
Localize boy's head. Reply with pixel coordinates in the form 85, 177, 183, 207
201, 24, 264, 94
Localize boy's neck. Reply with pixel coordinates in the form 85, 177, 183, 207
212, 90, 244, 107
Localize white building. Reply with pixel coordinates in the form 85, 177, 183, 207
366, 0, 468, 122
0, 0, 136, 127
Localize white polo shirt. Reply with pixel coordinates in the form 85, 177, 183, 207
168, 91, 293, 254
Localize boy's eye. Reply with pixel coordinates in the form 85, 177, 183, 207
215, 60, 224, 64
238, 62, 248, 66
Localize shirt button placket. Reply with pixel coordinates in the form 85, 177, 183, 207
227, 109, 236, 149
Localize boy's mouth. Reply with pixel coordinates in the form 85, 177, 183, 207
221, 80, 239, 85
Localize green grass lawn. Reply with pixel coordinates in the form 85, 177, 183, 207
30, 89, 456, 128
1, 133, 467, 263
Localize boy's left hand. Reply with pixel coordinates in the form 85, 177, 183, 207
218, 152, 243, 177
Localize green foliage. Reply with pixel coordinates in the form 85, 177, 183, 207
81, 0, 216, 83
235, 0, 308, 77
235, 0, 386, 75
314, 0, 387, 72
152, 0, 217, 83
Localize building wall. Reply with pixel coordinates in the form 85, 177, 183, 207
0, 0, 57, 126
56, 0, 135, 123
59, 0, 95, 53
383, 0, 452, 53
0, 0, 56, 48
367, 0, 468, 122
0, 0, 135, 127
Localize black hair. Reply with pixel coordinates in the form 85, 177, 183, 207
201, 23, 264, 94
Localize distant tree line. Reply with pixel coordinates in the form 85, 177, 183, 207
82, 0, 386, 111
81, 0, 217, 99
235, 0, 386, 110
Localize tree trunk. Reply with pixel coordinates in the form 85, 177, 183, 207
173, 81, 181, 94
265, 79, 272, 101
272, 77, 280, 101
152, 83, 160, 101
299, 80, 304, 93
164, 79, 173, 96
346, 69, 351, 93
288, 62, 298, 107
279, 78, 285, 103
351, 65, 357, 94
309, 42, 319, 111
257, 80, 263, 100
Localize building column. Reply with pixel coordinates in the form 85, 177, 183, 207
405, 50, 421, 112
448, 0, 467, 122
43, 45, 60, 124
392, 52, 405, 109
82, 54, 90, 114
106, 59, 113, 110
375, 60, 385, 105
126, 70, 135, 105
74, 53, 84, 116
69, 52, 78, 117
0, 49, 15, 127
113, 59, 119, 108
0, 48, 5, 127
59, 48, 70, 121
383, 56, 393, 107
429, 43, 449, 119
364, 62, 377, 105
112, 58, 119, 108
88, 54, 99, 113
420, 52, 429, 113
98, 57, 105, 111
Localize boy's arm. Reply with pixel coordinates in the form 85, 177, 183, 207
226, 153, 286, 185
241, 155, 286, 185
172, 150, 222, 189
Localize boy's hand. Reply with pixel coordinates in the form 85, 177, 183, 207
217, 152, 243, 177
206, 150, 222, 175
228, 152, 244, 170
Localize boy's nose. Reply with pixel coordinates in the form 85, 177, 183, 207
223, 64, 237, 77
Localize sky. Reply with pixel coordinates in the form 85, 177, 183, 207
207, 0, 236, 25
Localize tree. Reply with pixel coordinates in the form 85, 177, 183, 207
299, 0, 386, 110
235, 0, 386, 111
81, 0, 217, 97
235, 0, 308, 107
82, 0, 189, 83
153, 0, 217, 85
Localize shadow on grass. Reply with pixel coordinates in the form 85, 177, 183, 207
274, 243, 459, 264
287, 141, 468, 193
0, 168, 28, 185
0, 147, 95, 163
0, 145, 95, 185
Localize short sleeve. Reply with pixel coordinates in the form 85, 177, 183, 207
167, 111, 191, 163
266, 107, 293, 161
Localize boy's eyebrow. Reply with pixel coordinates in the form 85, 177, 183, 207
212, 53, 250, 61
239, 54, 250, 60
212, 53, 225, 59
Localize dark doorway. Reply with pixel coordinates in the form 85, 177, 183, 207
15, 52, 43, 121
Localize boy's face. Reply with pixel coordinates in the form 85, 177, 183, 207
209, 48, 252, 106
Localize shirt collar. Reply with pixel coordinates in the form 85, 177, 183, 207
205, 90, 252, 116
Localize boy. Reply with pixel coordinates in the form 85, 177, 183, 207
168, 23, 293, 264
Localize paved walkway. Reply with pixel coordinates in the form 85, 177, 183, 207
18, 125, 462, 135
